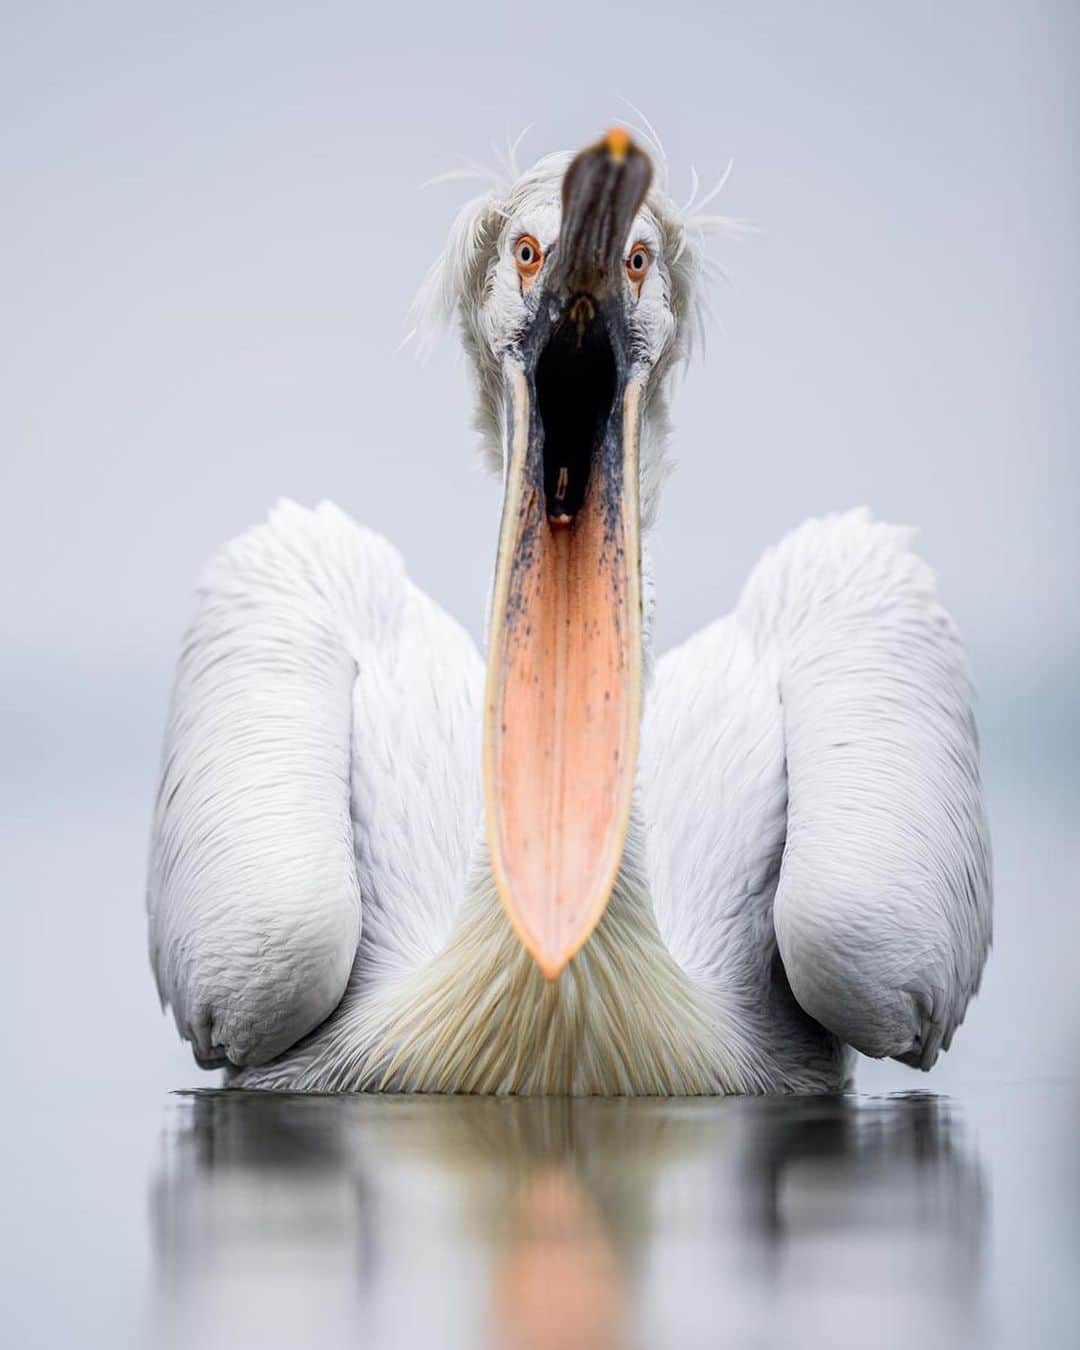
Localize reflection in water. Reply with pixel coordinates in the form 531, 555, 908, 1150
493, 1165, 625, 1350
151, 1091, 985, 1350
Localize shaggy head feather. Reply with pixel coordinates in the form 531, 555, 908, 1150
412, 136, 739, 528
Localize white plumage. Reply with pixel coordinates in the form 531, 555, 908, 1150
148, 141, 991, 1094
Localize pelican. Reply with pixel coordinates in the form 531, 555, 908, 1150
148, 129, 991, 1094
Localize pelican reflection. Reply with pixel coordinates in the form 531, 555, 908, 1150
151, 1092, 985, 1349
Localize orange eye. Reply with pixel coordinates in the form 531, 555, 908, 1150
513, 234, 543, 283
625, 241, 652, 288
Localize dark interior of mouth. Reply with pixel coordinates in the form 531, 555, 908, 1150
536, 305, 617, 523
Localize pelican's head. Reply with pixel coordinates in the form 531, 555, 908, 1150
420, 130, 705, 980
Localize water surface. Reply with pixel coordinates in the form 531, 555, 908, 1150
135, 1083, 1073, 1348
5, 1080, 1076, 1347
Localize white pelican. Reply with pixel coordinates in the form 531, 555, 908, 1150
148, 129, 991, 1094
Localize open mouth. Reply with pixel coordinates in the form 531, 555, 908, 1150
484, 128, 652, 980
537, 298, 617, 525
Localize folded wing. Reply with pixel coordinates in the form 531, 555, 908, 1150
738, 509, 992, 1067
148, 499, 482, 1069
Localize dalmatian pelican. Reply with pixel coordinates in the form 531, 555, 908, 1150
147, 129, 991, 1094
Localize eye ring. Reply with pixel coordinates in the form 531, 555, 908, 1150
513, 234, 543, 282
625, 241, 652, 287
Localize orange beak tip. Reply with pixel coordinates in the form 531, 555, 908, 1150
604, 126, 631, 162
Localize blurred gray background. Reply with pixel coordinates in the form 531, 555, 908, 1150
2, 0, 1076, 1098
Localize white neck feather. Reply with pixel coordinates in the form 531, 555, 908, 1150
304, 793, 781, 1096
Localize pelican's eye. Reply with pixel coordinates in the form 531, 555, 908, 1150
514, 234, 544, 289
625, 242, 652, 297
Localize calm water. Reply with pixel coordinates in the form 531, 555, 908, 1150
9, 1080, 1075, 1349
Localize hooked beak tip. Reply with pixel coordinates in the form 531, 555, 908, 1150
553, 129, 653, 299
603, 125, 631, 163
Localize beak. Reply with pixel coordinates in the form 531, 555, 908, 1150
484, 129, 652, 980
